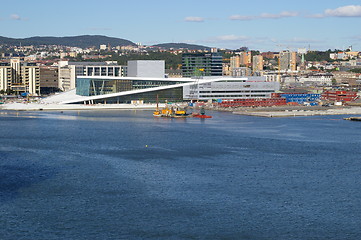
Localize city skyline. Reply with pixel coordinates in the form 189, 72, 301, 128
1, 0, 361, 51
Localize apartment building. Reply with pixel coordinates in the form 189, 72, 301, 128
252, 55, 264, 73
0, 58, 40, 95
279, 51, 297, 71
0, 63, 12, 92
230, 51, 252, 69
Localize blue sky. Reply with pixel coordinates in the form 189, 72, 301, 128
1, 0, 361, 51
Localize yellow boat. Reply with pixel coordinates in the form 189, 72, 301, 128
153, 105, 190, 118
153, 95, 189, 118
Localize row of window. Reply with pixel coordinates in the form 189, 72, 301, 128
199, 95, 268, 98
199, 90, 274, 93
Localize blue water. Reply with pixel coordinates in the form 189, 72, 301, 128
1, 110, 361, 240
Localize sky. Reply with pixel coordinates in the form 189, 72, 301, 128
1, 0, 361, 51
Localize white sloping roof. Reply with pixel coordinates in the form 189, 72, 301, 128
42, 76, 249, 104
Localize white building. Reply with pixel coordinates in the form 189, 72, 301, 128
183, 76, 279, 100
299, 73, 333, 86
58, 61, 127, 91
231, 67, 251, 77
0, 64, 12, 92
43, 76, 280, 105
0, 58, 40, 95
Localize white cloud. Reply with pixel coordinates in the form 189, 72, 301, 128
307, 13, 325, 18
310, 5, 361, 18
184, 17, 204, 22
260, 11, 298, 19
230, 11, 298, 20
10, 14, 21, 20
325, 5, 361, 17
229, 15, 255, 21
279, 11, 299, 17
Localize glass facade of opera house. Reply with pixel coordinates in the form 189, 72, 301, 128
76, 78, 187, 103
74, 77, 280, 104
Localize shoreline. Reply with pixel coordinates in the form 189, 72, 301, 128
231, 106, 361, 117
2, 102, 361, 118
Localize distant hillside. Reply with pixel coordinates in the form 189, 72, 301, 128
153, 43, 211, 51
0, 35, 137, 48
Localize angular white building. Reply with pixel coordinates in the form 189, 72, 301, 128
44, 76, 279, 105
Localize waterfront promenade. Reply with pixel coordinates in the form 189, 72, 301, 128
0, 102, 163, 111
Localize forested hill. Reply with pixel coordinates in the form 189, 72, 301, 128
153, 43, 211, 51
0, 35, 137, 48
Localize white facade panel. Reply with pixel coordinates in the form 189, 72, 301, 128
183, 77, 280, 100
127, 60, 165, 78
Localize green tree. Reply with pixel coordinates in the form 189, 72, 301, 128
349, 68, 361, 73
304, 51, 332, 62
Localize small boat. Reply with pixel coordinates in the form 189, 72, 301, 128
153, 110, 162, 117
192, 113, 212, 118
174, 109, 190, 118
153, 97, 211, 119
192, 106, 212, 118
154, 103, 190, 118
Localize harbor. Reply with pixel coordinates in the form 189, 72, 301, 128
1, 109, 361, 239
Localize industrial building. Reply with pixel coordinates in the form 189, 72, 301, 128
322, 90, 358, 102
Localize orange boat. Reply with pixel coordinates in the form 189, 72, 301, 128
192, 113, 212, 118
191, 107, 212, 118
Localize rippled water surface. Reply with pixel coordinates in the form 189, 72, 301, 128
1, 110, 361, 239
